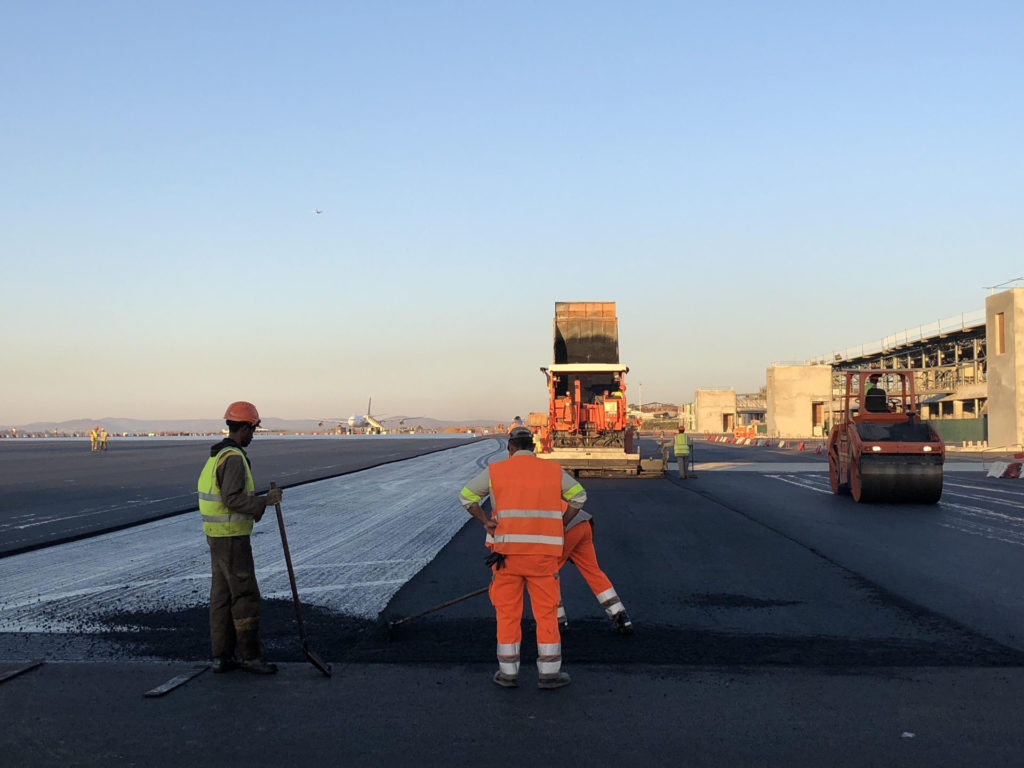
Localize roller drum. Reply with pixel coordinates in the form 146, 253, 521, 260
854, 454, 943, 504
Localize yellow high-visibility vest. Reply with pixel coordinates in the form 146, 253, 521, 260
197, 447, 256, 537
674, 432, 690, 456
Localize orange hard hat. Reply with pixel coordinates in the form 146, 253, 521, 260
223, 401, 261, 425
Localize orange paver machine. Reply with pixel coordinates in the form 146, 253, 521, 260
537, 302, 666, 477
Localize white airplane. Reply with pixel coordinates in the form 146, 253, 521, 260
314, 209, 324, 215
319, 399, 422, 434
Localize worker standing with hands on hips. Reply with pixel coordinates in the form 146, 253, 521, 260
674, 424, 691, 479
459, 426, 586, 689
197, 401, 282, 675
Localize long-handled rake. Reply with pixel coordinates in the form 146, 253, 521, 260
270, 482, 332, 677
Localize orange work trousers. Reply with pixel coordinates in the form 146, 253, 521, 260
490, 553, 561, 649
558, 521, 613, 596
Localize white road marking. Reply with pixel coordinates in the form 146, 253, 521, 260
765, 470, 1024, 550
765, 475, 833, 494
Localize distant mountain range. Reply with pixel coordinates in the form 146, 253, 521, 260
1, 416, 501, 435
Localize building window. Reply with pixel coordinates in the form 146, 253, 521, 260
995, 312, 1005, 355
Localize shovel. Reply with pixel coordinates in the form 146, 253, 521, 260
270, 482, 332, 677
384, 586, 489, 640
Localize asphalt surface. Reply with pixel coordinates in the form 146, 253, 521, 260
5, 438, 1024, 766
0, 435, 482, 555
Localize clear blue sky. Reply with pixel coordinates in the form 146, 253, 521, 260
3, 1, 1022, 424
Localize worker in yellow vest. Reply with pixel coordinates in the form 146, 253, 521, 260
197, 401, 282, 674
674, 424, 691, 478
459, 426, 586, 689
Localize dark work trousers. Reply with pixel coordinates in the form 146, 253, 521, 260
207, 535, 263, 661
676, 450, 690, 478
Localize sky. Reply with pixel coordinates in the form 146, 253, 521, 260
2, 1, 1022, 425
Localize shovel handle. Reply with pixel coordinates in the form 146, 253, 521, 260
389, 586, 490, 628
270, 482, 306, 637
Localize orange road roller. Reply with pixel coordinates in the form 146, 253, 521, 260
827, 370, 945, 503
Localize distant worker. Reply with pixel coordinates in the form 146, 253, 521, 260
511, 415, 524, 429
459, 426, 586, 690
197, 401, 282, 675
864, 374, 888, 413
89, 426, 98, 452
99, 427, 108, 451
674, 424, 691, 478
556, 505, 633, 634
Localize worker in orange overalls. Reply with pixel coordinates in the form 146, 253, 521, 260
459, 426, 586, 690
556, 505, 633, 634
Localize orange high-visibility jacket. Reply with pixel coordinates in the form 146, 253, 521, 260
489, 455, 565, 556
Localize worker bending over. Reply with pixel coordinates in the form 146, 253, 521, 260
197, 401, 282, 675
557, 506, 633, 634
459, 426, 586, 690
674, 424, 691, 478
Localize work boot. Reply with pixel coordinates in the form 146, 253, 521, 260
610, 610, 634, 635
558, 618, 569, 632
492, 671, 518, 688
211, 656, 239, 674
537, 672, 571, 690
240, 658, 278, 675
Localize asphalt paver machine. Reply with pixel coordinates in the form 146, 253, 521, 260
537, 302, 666, 477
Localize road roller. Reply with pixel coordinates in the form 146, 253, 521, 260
827, 370, 945, 503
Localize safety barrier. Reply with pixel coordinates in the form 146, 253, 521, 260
980, 445, 1024, 474
699, 435, 827, 452
986, 461, 1024, 479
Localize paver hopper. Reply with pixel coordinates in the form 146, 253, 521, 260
827, 370, 944, 503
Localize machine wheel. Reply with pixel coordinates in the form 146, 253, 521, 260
828, 452, 849, 495
851, 460, 865, 503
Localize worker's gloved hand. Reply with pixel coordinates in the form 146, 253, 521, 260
265, 487, 283, 507
484, 552, 506, 571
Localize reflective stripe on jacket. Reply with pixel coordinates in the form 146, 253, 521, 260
488, 454, 565, 556
674, 432, 690, 455
198, 447, 256, 537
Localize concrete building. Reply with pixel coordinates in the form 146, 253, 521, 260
985, 288, 1024, 449
766, 365, 833, 438
694, 389, 736, 434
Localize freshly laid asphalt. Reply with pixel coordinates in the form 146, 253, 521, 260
5, 438, 1024, 766
0, 435, 481, 555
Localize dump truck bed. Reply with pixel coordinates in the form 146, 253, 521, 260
553, 301, 619, 364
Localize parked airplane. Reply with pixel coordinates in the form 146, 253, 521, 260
318, 399, 423, 435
